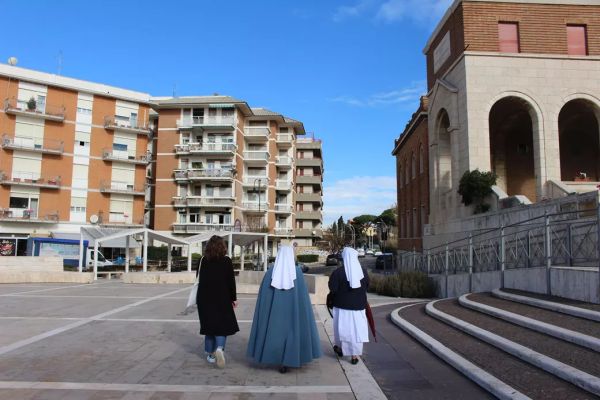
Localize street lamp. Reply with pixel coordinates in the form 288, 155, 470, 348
252, 178, 265, 270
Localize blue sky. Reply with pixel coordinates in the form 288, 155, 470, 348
1, 0, 452, 225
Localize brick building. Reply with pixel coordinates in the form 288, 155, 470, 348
395, 0, 600, 248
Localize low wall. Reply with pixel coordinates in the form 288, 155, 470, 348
0, 256, 63, 272
432, 266, 599, 304
0, 272, 94, 283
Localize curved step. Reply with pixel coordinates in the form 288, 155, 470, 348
391, 304, 531, 400
426, 300, 600, 397
493, 289, 600, 322
459, 294, 600, 353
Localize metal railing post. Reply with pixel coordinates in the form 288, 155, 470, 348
427, 250, 431, 275
500, 225, 505, 289
545, 212, 552, 295
445, 243, 449, 298
566, 223, 573, 267
526, 229, 531, 269
413, 247, 416, 271
468, 234, 473, 293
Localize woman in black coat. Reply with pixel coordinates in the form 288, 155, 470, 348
196, 236, 239, 368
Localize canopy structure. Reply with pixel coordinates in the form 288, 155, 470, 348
79, 227, 270, 280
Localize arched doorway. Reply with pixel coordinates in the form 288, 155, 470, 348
559, 99, 600, 181
489, 97, 536, 201
437, 109, 452, 192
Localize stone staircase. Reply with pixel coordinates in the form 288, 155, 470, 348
393, 290, 600, 399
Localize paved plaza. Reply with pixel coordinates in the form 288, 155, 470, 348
0, 282, 393, 400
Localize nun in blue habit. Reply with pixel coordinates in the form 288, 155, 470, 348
246, 245, 322, 373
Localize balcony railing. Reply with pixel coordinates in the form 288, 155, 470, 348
244, 126, 270, 140
274, 227, 294, 235
173, 196, 235, 208
172, 223, 235, 234
242, 202, 269, 212
296, 175, 322, 185
2, 134, 64, 155
243, 151, 269, 162
296, 158, 322, 167
99, 181, 145, 196
0, 208, 59, 223
274, 204, 293, 213
187, 169, 235, 180
275, 156, 293, 167
276, 133, 294, 144
4, 98, 65, 122
104, 116, 152, 135
176, 115, 235, 129
296, 193, 323, 202
275, 180, 292, 190
243, 176, 268, 186
174, 142, 237, 154
102, 148, 150, 164
0, 171, 61, 189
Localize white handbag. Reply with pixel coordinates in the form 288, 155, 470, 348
185, 257, 202, 310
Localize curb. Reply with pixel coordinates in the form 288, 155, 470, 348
426, 300, 600, 396
391, 303, 531, 400
492, 289, 600, 322
459, 294, 600, 353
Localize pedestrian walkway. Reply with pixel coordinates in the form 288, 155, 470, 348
0, 282, 383, 400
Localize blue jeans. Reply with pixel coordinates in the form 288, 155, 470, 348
204, 335, 227, 353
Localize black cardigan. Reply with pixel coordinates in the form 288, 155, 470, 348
328, 266, 369, 311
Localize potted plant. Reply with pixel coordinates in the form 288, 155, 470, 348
26, 97, 37, 111
458, 169, 497, 214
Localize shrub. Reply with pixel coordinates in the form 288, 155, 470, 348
297, 254, 319, 263
458, 169, 497, 214
367, 272, 435, 298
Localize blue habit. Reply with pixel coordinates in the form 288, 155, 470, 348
247, 266, 322, 367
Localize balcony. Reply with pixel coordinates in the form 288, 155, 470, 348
296, 193, 322, 203
172, 223, 235, 234
242, 176, 269, 187
275, 180, 292, 191
0, 209, 59, 224
104, 116, 152, 136
242, 202, 269, 213
275, 156, 293, 169
187, 169, 235, 181
0, 171, 61, 189
102, 148, 150, 165
174, 170, 188, 181
294, 228, 323, 238
276, 133, 294, 147
4, 98, 65, 122
175, 142, 237, 156
173, 196, 235, 208
296, 175, 322, 185
296, 210, 323, 220
274, 227, 294, 236
274, 204, 293, 213
99, 181, 145, 196
2, 134, 64, 155
101, 216, 145, 228
176, 115, 236, 130
296, 158, 322, 167
296, 138, 322, 150
244, 126, 270, 142
243, 151, 269, 165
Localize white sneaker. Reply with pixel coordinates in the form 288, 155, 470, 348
206, 353, 216, 364
215, 347, 226, 369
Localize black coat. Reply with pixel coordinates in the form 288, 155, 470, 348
328, 266, 369, 311
196, 256, 239, 336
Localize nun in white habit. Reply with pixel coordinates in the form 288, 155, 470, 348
328, 247, 370, 364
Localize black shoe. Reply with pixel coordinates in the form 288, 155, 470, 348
279, 366, 289, 374
333, 345, 343, 357
351, 357, 359, 365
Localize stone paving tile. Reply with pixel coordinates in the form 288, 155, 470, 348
0, 296, 138, 318
0, 318, 79, 347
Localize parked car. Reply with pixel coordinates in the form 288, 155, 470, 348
326, 252, 341, 266
375, 253, 395, 270
357, 248, 366, 258
366, 249, 375, 256
374, 251, 383, 256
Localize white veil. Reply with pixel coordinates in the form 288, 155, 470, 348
271, 246, 297, 290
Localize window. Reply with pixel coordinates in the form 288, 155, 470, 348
419, 145, 424, 174
421, 205, 426, 235
405, 160, 409, 185
413, 209, 418, 237
9, 197, 29, 209
498, 22, 519, 53
411, 153, 416, 179
399, 165, 403, 188
567, 25, 587, 56
112, 143, 128, 152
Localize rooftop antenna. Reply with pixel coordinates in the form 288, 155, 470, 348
172, 83, 177, 98
57, 50, 63, 75
7, 57, 17, 66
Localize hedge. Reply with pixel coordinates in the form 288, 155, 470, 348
297, 254, 319, 263
367, 272, 435, 298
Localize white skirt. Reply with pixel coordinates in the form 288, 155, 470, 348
333, 307, 369, 356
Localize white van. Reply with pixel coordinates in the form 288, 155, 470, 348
85, 249, 113, 270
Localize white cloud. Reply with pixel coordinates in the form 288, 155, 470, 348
333, 0, 452, 25
329, 81, 425, 108
323, 176, 397, 225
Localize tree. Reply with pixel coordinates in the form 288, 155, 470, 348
378, 208, 396, 227
458, 169, 497, 214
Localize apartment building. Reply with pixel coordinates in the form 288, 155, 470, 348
0, 65, 152, 252
151, 96, 323, 249
393, 0, 600, 248
295, 138, 324, 247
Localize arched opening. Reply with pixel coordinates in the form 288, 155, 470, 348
489, 97, 536, 200
437, 109, 452, 192
559, 99, 600, 181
